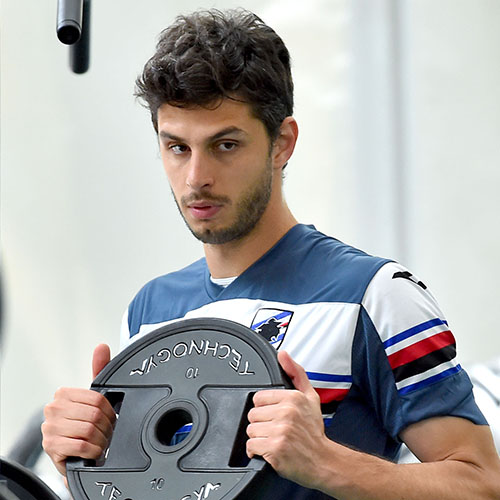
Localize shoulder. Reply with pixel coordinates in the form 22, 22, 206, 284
273, 225, 392, 303
361, 261, 446, 347
360, 261, 463, 396
126, 258, 209, 339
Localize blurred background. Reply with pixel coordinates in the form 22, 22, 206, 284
1, 0, 499, 493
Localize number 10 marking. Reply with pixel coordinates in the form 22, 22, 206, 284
185, 367, 199, 379
151, 477, 165, 490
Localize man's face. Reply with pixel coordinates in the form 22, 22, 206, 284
157, 99, 276, 245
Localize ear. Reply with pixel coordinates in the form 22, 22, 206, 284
271, 117, 299, 171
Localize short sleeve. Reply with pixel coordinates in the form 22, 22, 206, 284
355, 261, 487, 439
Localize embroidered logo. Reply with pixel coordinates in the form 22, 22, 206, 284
250, 308, 293, 348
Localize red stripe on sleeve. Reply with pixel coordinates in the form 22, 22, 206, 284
388, 330, 455, 369
314, 388, 350, 404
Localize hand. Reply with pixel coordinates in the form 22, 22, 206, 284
246, 351, 331, 489
42, 344, 116, 477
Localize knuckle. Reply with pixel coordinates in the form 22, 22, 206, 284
94, 394, 113, 415
288, 390, 304, 403
281, 403, 299, 421
277, 422, 293, 436
75, 440, 87, 455
41, 422, 56, 444
42, 435, 62, 457
88, 406, 102, 424
40, 421, 49, 436
43, 402, 54, 418
75, 439, 93, 457
89, 391, 103, 405
45, 400, 64, 418
81, 422, 97, 440
41, 435, 53, 453
54, 386, 68, 399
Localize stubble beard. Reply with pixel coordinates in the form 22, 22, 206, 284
173, 158, 274, 245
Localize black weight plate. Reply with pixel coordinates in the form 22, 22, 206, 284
0, 457, 61, 500
67, 317, 292, 500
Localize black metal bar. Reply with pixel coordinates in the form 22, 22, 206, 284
69, 0, 91, 73
56, 0, 83, 45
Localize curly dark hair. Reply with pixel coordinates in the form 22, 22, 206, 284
135, 9, 294, 141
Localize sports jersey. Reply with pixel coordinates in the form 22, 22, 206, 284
121, 224, 486, 499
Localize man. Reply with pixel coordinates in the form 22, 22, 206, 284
42, 9, 500, 499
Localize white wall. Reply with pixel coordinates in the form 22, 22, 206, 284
404, 0, 500, 369
1, 0, 499, 467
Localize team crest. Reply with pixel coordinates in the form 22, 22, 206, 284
250, 308, 293, 348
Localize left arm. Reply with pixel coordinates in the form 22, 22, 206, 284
246, 351, 500, 500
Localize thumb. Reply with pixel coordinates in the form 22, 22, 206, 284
92, 343, 111, 379
278, 350, 315, 396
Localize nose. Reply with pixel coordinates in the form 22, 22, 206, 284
186, 150, 214, 191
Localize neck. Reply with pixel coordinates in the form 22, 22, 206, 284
204, 203, 297, 279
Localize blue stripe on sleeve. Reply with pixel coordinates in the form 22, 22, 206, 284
383, 318, 447, 349
398, 365, 462, 395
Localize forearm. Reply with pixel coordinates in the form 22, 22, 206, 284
250, 357, 500, 499
313, 439, 500, 500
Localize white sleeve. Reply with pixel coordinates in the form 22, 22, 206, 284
362, 261, 459, 395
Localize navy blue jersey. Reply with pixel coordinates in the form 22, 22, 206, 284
121, 224, 486, 499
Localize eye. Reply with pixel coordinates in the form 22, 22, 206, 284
169, 144, 189, 155
216, 141, 237, 152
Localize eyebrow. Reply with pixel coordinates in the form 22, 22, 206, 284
158, 126, 247, 143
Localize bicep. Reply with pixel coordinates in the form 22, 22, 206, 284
400, 416, 498, 465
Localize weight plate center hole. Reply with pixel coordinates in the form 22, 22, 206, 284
156, 408, 193, 447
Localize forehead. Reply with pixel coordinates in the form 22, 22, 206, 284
156, 98, 267, 140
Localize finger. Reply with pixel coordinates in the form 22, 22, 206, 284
248, 402, 280, 422
92, 344, 111, 379
277, 351, 315, 396
54, 387, 117, 424
70, 398, 117, 430
48, 435, 106, 461
43, 433, 108, 477
252, 389, 288, 407
246, 436, 273, 463
57, 402, 115, 438
43, 417, 110, 451
247, 420, 274, 439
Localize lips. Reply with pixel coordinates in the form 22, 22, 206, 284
187, 201, 222, 220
